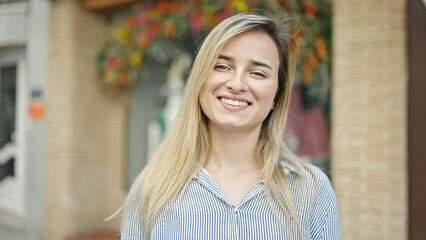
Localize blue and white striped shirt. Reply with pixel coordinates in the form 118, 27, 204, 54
121, 161, 341, 239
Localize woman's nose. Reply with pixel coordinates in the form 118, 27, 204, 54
225, 71, 248, 93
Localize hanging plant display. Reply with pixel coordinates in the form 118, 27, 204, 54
97, 0, 331, 109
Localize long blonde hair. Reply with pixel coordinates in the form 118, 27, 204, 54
122, 13, 316, 238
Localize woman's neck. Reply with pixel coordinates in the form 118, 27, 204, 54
204, 124, 262, 176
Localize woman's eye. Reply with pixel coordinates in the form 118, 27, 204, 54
214, 65, 229, 71
252, 71, 266, 78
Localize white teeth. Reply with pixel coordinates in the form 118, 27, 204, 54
220, 97, 248, 106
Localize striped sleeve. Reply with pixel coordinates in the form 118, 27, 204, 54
319, 197, 342, 240
308, 166, 342, 240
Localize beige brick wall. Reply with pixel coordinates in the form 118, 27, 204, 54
332, 0, 408, 239
46, 0, 127, 239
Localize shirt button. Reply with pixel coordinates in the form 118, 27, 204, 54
233, 207, 238, 213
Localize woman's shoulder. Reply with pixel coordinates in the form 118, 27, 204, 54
281, 159, 336, 199
306, 163, 336, 202
281, 159, 341, 230
281, 159, 329, 179
304, 163, 333, 189
294, 162, 342, 238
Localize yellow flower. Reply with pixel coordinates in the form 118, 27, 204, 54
230, 0, 249, 13
138, 34, 149, 49
203, 6, 216, 27
130, 51, 142, 67
148, 10, 161, 20
164, 22, 176, 38
103, 70, 114, 83
114, 26, 130, 45
315, 35, 327, 60
303, 60, 312, 85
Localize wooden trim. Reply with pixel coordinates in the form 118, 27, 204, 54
408, 0, 426, 239
82, 0, 140, 11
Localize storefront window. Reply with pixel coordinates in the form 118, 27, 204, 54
0, 65, 16, 182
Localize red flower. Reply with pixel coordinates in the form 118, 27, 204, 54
302, 2, 318, 15
219, 9, 231, 21
127, 16, 139, 28
147, 23, 162, 40
156, 1, 175, 14
173, 2, 187, 16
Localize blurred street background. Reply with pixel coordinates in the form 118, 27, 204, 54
0, 0, 425, 239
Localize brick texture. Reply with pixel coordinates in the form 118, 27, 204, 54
45, 0, 127, 239
332, 0, 408, 239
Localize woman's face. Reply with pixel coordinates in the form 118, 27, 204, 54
199, 30, 280, 133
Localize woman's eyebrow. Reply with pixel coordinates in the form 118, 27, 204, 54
218, 54, 273, 70
250, 59, 272, 70
218, 54, 233, 61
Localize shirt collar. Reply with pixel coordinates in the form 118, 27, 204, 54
193, 159, 302, 180
280, 159, 303, 176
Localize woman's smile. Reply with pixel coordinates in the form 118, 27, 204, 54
219, 97, 250, 107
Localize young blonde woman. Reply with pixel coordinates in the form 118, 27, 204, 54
121, 13, 341, 239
